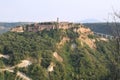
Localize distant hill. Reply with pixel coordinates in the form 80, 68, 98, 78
1, 22, 120, 36
80, 19, 101, 23
0, 22, 33, 34
84, 23, 120, 35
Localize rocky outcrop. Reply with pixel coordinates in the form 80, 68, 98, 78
15, 71, 32, 80
79, 35, 96, 49
15, 60, 32, 68
56, 37, 70, 49
47, 62, 55, 72
53, 52, 63, 62
75, 27, 96, 49
0, 54, 9, 59
11, 26, 24, 32
74, 26, 93, 35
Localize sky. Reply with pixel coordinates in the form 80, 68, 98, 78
0, 0, 120, 22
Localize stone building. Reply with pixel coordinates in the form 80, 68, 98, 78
10, 21, 81, 32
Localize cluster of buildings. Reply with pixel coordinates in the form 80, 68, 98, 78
10, 18, 84, 32
10, 22, 82, 32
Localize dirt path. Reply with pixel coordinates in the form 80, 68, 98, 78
15, 60, 32, 68
0, 54, 9, 59
0, 59, 32, 80
15, 71, 32, 80
0, 67, 14, 72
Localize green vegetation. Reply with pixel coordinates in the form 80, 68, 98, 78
0, 22, 31, 34
84, 23, 120, 35
0, 27, 119, 80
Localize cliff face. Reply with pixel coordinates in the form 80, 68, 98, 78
10, 26, 24, 32
76, 27, 96, 49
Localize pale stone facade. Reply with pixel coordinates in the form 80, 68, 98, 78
10, 22, 82, 32
11, 26, 24, 32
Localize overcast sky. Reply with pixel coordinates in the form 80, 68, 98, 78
0, 0, 120, 22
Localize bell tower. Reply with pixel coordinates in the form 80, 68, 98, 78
57, 17, 59, 23
57, 17, 59, 29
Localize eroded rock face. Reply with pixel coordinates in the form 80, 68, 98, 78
0, 59, 32, 80
73, 25, 96, 48
75, 27, 96, 49
47, 62, 55, 72
53, 52, 63, 62
16, 71, 32, 80
15, 60, 32, 68
56, 37, 70, 49
11, 26, 24, 32
74, 26, 93, 35
79, 35, 96, 49
0, 54, 9, 59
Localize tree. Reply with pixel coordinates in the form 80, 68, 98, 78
108, 11, 120, 80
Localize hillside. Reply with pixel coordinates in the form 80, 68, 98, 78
0, 22, 32, 34
84, 23, 120, 35
1, 22, 120, 35
0, 23, 120, 80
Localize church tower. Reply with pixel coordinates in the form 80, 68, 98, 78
57, 17, 59, 23
57, 17, 59, 29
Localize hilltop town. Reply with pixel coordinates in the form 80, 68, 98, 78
10, 18, 86, 32
0, 18, 119, 80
